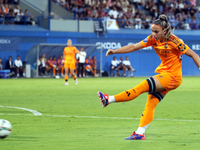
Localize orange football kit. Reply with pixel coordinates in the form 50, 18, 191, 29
63, 46, 79, 69
63, 46, 79, 82
113, 34, 189, 128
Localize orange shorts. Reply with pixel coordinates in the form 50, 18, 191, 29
155, 73, 182, 94
64, 63, 76, 69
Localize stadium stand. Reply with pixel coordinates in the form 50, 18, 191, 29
53, 0, 200, 30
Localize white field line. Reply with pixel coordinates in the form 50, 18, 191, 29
0, 113, 200, 122
0, 106, 42, 116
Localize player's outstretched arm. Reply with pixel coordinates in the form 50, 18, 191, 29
106, 42, 144, 57
185, 49, 200, 69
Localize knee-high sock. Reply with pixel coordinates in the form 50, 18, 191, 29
72, 75, 76, 80
52, 67, 55, 75
114, 80, 150, 102
65, 76, 68, 82
94, 69, 96, 76
139, 94, 159, 127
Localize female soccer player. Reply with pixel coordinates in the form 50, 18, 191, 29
63, 39, 83, 86
97, 14, 200, 140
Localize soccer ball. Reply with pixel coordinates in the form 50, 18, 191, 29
0, 119, 12, 139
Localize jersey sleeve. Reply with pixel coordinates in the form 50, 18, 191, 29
63, 47, 66, 55
140, 35, 155, 47
73, 47, 79, 53
177, 39, 189, 54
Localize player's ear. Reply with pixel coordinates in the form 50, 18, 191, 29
163, 30, 167, 35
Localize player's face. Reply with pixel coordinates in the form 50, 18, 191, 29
67, 40, 72, 46
151, 24, 163, 41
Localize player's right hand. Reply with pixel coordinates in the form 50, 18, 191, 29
106, 49, 115, 57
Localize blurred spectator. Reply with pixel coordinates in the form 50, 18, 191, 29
190, 0, 196, 6
189, 17, 198, 30
118, 9, 123, 18
189, 5, 196, 18
176, 0, 184, 9
14, 9, 24, 23
0, 1, 5, 14
14, 55, 25, 77
4, 4, 9, 14
176, 17, 186, 29
112, 0, 122, 11
196, 6, 200, 18
125, 8, 133, 19
143, 21, 150, 29
13, 5, 20, 15
134, 14, 142, 29
13, 0, 19, 5
0, 57, 3, 70
23, 9, 34, 25
120, 15, 131, 28
5, 9, 15, 24
76, 8, 82, 19
91, 6, 97, 17
5, 56, 15, 77
121, 0, 129, 13
82, 7, 88, 19
169, 15, 177, 28
108, 6, 119, 19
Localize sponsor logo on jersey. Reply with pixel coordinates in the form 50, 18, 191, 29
143, 37, 148, 43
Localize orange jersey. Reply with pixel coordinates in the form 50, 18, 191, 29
63, 46, 79, 63
140, 34, 189, 76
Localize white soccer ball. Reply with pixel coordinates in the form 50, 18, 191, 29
0, 119, 12, 139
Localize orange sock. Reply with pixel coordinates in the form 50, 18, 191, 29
114, 80, 149, 102
72, 75, 76, 80
65, 76, 68, 82
53, 67, 55, 75
139, 94, 159, 127
94, 69, 96, 76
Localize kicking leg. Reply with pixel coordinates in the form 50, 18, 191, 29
97, 77, 156, 107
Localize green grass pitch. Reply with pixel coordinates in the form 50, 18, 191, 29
0, 77, 200, 150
